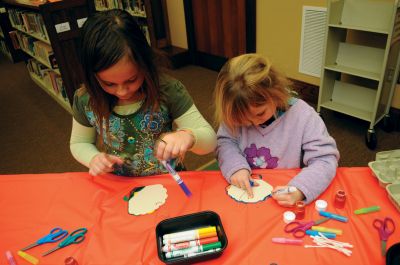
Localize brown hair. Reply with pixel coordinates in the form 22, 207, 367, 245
79, 9, 163, 138
214, 53, 292, 134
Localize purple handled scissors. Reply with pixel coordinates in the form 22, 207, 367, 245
21, 227, 68, 251
284, 218, 329, 238
373, 217, 395, 256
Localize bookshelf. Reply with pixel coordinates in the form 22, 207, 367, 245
318, 0, 400, 149
94, 0, 188, 68
0, 6, 24, 62
1, 0, 95, 113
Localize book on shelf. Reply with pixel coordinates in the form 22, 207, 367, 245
8, 30, 20, 49
95, 0, 146, 17
27, 58, 67, 101
8, 8, 49, 41
13, 30, 57, 68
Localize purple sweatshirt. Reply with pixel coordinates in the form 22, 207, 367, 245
216, 98, 339, 204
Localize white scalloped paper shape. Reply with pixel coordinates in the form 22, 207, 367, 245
128, 184, 168, 215
226, 179, 273, 203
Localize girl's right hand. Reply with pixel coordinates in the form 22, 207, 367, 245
230, 169, 258, 198
89, 153, 124, 176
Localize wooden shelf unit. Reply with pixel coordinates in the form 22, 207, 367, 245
1, 0, 95, 111
0, 6, 24, 62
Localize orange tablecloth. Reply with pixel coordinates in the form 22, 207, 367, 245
0, 168, 399, 265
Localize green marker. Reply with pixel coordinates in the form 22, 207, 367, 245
354, 206, 381, 215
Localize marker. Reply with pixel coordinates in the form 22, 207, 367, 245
272, 186, 297, 195
162, 160, 192, 197
165, 242, 222, 259
163, 231, 217, 245
305, 230, 336, 239
163, 226, 216, 239
5, 251, 17, 265
271, 237, 303, 245
311, 226, 343, 235
185, 247, 221, 257
17, 251, 39, 265
162, 236, 219, 252
249, 179, 255, 187
354, 206, 380, 215
319, 211, 348, 222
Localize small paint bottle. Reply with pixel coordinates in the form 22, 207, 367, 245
295, 201, 305, 220
334, 190, 346, 209
65, 257, 79, 265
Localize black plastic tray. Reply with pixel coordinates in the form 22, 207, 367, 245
156, 211, 228, 264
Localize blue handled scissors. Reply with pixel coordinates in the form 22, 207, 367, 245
284, 218, 329, 238
373, 217, 395, 256
42, 228, 87, 256
21, 227, 68, 251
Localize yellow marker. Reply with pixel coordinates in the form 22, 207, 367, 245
162, 226, 217, 239
311, 226, 343, 235
17, 250, 39, 265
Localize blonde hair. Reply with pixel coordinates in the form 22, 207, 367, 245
214, 54, 292, 134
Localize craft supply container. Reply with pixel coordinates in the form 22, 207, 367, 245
156, 211, 228, 264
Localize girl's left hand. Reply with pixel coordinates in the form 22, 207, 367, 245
272, 185, 305, 207
155, 130, 195, 161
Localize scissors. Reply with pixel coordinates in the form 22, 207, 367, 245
373, 217, 395, 256
42, 228, 87, 256
21, 227, 68, 251
284, 218, 329, 238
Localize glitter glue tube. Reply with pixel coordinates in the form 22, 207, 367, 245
311, 226, 343, 235
295, 201, 306, 220
17, 251, 39, 265
271, 237, 303, 245
162, 160, 192, 197
354, 206, 380, 215
305, 230, 336, 239
319, 210, 348, 222
5, 251, 17, 265
334, 190, 346, 209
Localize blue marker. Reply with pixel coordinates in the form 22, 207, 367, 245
162, 160, 192, 197
249, 179, 255, 187
319, 211, 348, 222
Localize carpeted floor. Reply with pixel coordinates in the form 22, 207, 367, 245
0, 54, 399, 174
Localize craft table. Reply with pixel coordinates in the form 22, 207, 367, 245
0, 168, 399, 265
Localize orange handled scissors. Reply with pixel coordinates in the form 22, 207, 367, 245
373, 217, 395, 256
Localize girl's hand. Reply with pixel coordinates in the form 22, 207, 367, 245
155, 130, 195, 161
230, 169, 259, 198
89, 153, 124, 176
272, 185, 305, 207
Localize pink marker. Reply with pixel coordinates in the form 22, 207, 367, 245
272, 237, 303, 245
5, 251, 17, 265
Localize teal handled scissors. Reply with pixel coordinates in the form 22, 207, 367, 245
42, 228, 87, 256
373, 217, 395, 256
21, 227, 68, 251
